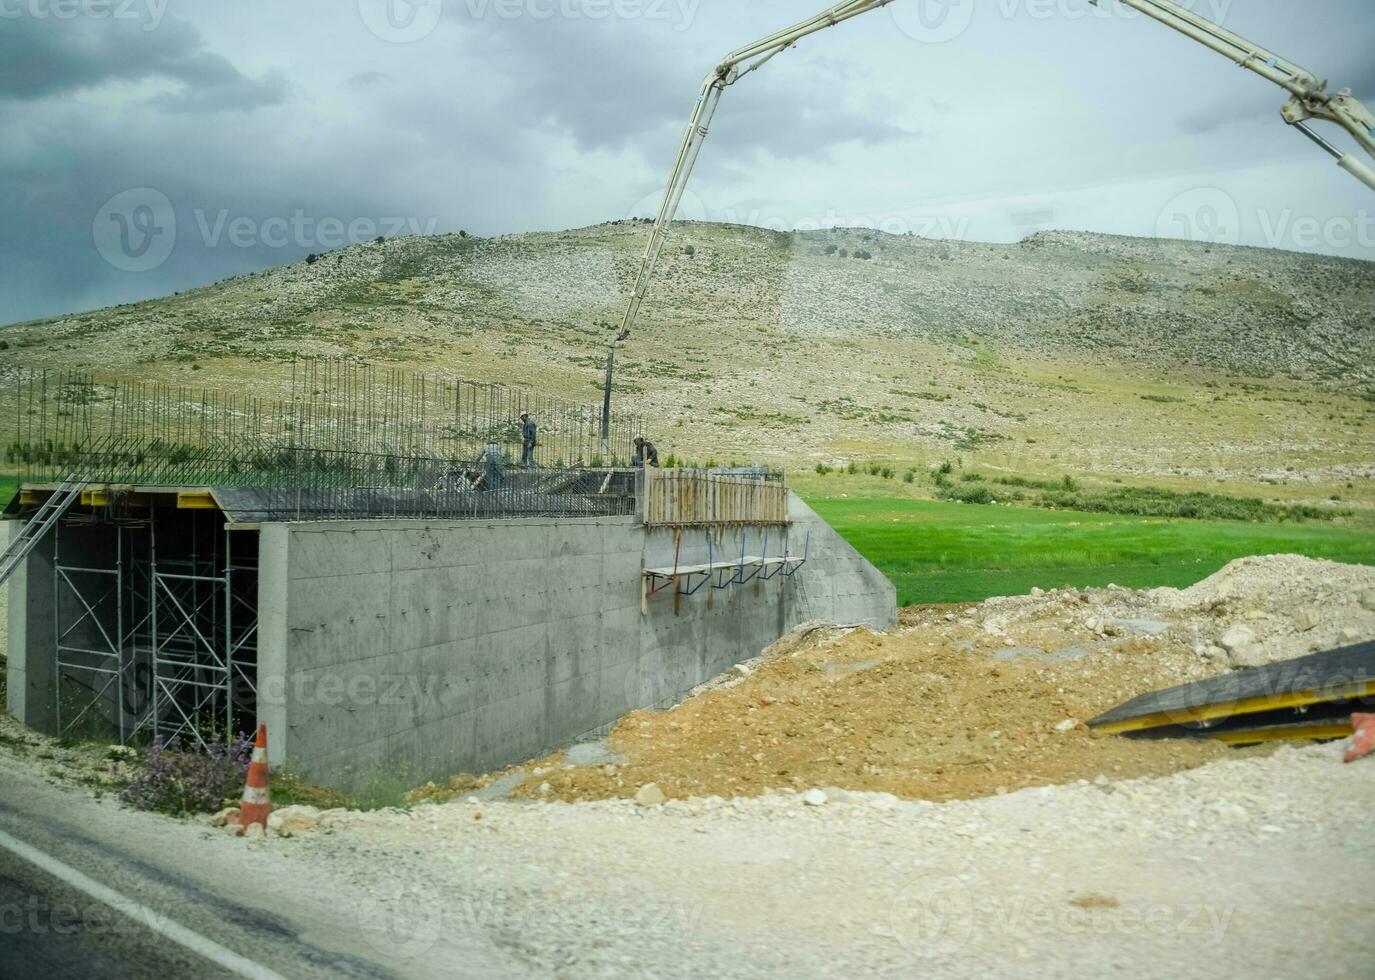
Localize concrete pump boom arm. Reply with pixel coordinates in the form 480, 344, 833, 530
616, 0, 1375, 339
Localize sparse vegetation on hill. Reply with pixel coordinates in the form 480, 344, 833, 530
1, 222, 1371, 510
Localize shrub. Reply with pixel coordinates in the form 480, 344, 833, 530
684, 245, 696, 257
902, 469, 916, 484
119, 735, 254, 816
815, 463, 833, 475
846, 461, 858, 475
880, 466, 894, 479
853, 250, 873, 260
306, 253, 319, 265
938, 482, 995, 505
0, 340, 8, 351
824, 244, 838, 256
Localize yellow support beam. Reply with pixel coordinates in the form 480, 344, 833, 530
176, 491, 217, 510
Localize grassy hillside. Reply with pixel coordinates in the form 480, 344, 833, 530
807, 494, 1375, 606
2, 222, 1372, 511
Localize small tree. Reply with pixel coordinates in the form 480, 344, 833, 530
684, 245, 696, 258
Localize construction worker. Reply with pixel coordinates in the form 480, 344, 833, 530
481, 443, 505, 490
519, 412, 537, 466
633, 436, 659, 468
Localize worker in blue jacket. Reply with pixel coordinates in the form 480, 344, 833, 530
519, 412, 537, 466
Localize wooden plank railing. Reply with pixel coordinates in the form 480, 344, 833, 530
641, 468, 788, 527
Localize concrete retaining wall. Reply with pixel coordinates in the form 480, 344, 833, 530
262, 493, 895, 790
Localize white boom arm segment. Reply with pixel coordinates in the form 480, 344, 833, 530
617, 0, 1375, 340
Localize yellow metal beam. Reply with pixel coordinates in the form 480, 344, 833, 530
176, 491, 217, 510
1092, 679, 1375, 735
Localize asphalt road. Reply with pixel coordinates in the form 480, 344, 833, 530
0, 844, 220, 980
0, 763, 528, 980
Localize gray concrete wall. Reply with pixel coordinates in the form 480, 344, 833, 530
266, 492, 895, 791
5, 519, 58, 731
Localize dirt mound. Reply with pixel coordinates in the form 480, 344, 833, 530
437, 556, 1369, 807
511, 627, 1256, 805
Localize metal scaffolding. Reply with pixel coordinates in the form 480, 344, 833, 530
52, 509, 258, 748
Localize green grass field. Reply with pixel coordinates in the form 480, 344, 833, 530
804, 496, 1375, 606
0, 473, 16, 508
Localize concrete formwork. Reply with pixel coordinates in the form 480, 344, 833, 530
258, 493, 893, 790
7, 492, 895, 791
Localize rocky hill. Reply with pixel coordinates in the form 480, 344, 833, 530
2, 223, 1372, 499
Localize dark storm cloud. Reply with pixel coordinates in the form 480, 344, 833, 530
1, 0, 1372, 329
0, 15, 285, 111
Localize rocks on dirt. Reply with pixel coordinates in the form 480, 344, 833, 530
267, 805, 324, 838
209, 807, 240, 828
635, 783, 667, 806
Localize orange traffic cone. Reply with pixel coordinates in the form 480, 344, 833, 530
1346, 713, 1375, 764
229, 724, 273, 831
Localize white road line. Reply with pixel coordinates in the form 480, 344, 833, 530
0, 827, 290, 980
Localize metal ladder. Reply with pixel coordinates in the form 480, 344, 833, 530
0, 475, 88, 589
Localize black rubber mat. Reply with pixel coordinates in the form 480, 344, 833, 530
1089, 641, 1375, 735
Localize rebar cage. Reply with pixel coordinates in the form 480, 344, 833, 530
4, 359, 645, 511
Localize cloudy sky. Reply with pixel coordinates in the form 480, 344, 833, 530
2, 0, 1373, 325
